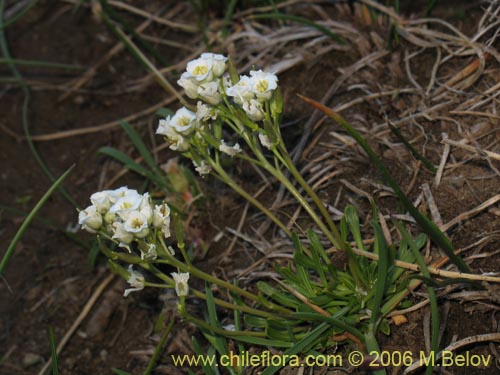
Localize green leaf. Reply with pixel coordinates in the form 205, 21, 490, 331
204, 282, 230, 357
192, 336, 217, 375
98, 146, 162, 186
156, 107, 174, 117
112, 369, 132, 375
48, 326, 59, 375
257, 281, 300, 309
252, 13, 345, 44
307, 230, 329, 286
369, 209, 390, 330
261, 323, 331, 375
0, 165, 74, 276
120, 120, 162, 177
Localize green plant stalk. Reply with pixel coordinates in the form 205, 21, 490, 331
155, 245, 291, 313
99, 243, 292, 317
249, 140, 339, 247
364, 215, 390, 375
276, 136, 345, 250
396, 222, 438, 375
101, 11, 187, 106
48, 326, 59, 375
298, 94, 470, 273
251, 13, 346, 44
206, 156, 292, 237
0, 165, 74, 276
364, 331, 386, 375
143, 318, 175, 375
181, 310, 280, 341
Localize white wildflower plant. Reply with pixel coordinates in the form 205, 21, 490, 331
157, 52, 282, 180
79, 52, 430, 361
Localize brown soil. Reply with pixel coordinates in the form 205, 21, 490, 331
1, 1, 499, 375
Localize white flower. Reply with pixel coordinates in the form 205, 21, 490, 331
196, 101, 217, 121
109, 190, 143, 220
112, 222, 134, 251
157, 123, 189, 152
193, 160, 211, 176
90, 191, 112, 214
249, 70, 278, 100
124, 265, 145, 297
78, 205, 103, 232
223, 324, 236, 331
259, 133, 273, 149
123, 211, 150, 238
177, 72, 199, 99
242, 99, 264, 121
197, 81, 221, 105
153, 203, 171, 238
171, 272, 190, 297
200, 53, 227, 77
219, 140, 242, 156
141, 243, 157, 261
226, 75, 254, 105
169, 107, 197, 135
108, 187, 138, 204
186, 56, 214, 82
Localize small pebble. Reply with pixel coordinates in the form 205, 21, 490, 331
22, 353, 43, 368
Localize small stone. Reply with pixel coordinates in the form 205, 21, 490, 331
22, 353, 44, 368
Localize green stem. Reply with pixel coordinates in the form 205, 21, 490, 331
153, 246, 292, 315
277, 138, 345, 250
143, 318, 175, 375
100, 244, 292, 319
207, 157, 292, 237
249, 143, 338, 247
364, 330, 387, 375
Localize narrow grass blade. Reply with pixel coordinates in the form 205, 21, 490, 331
395, 222, 438, 375
222, 0, 238, 37
192, 336, 217, 375
143, 319, 175, 375
204, 282, 230, 357
0, 204, 90, 251
298, 94, 470, 273
0, 0, 38, 30
98, 146, 163, 186
0, 58, 83, 69
99, 0, 168, 66
261, 322, 331, 375
119, 120, 162, 176
111, 369, 132, 375
48, 327, 59, 375
0, 165, 74, 276
251, 13, 345, 44
388, 123, 436, 173
369, 210, 389, 330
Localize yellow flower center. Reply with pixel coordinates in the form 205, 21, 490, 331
131, 218, 143, 229
256, 80, 268, 93
193, 65, 208, 76
120, 201, 133, 209
178, 116, 191, 126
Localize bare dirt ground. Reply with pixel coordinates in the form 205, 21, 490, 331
1, 1, 500, 374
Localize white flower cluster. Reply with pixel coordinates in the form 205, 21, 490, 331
226, 70, 278, 121
78, 187, 171, 255
178, 53, 228, 105
156, 52, 279, 173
